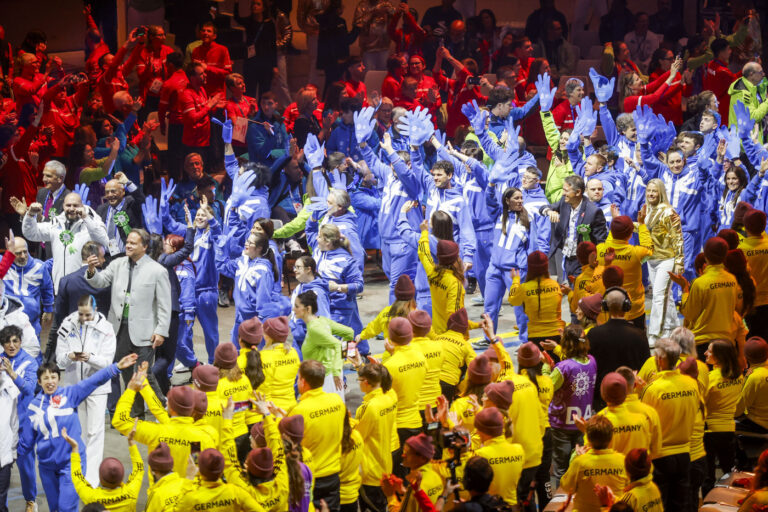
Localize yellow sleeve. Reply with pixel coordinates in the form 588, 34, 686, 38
235, 484, 267, 512
636, 224, 654, 262
71, 452, 100, 504
126, 444, 145, 497
540, 111, 561, 150
735, 375, 756, 417
359, 308, 387, 341
559, 456, 579, 494
139, 379, 170, 423
112, 389, 162, 447
508, 276, 524, 306
463, 339, 477, 367
446, 276, 461, 317
221, 418, 242, 469
418, 229, 436, 277
265, 415, 290, 497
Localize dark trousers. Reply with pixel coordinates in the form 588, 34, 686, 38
359, 485, 387, 512
735, 416, 768, 469
43, 315, 61, 364
152, 313, 179, 395
440, 380, 457, 404
563, 256, 582, 282
534, 428, 553, 509
339, 501, 358, 512
0, 462, 11, 512
166, 123, 184, 180
652, 452, 691, 511
630, 313, 646, 331
244, 60, 275, 102
393, 427, 423, 478
107, 322, 160, 417
689, 455, 707, 512
314, 473, 341, 512
517, 466, 538, 511
703, 431, 735, 496
746, 304, 768, 340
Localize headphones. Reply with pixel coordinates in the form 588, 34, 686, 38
601, 286, 632, 313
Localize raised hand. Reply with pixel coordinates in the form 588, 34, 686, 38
488, 141, 519, 184
575, 97, 597, 136
353, 106, 376, 144
651, 116, 676, 154
535, 72, 556, 112
9, 197, 27, 216
73, 184, 91, 207
304, 133, 326, 169
733, 101, 755, 139
159, 178, 176, 208
726, 125, 741, 160
229, 170, 257, 208
211, 111, 233, 144
397, 107, 434, 146
503, 117, 521, 154
632, 105, 654, 144
461, 99, 488, 134
142, 195, 163, 234
306, 196, 328, 218
589, 68, 616, 104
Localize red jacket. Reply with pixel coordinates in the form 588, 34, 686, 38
226, 95, 258, 148
124, 44, 174, 100
551, 99, 579, 131
344, 80, 368, 105
97, 44, 130, 114
703, 59, 738, 124
158, 69, 189, 128
622, 70, 671, 113
434, 67, 487, 137
191, 42, 232, 97
12, 72, 46, 112
0, 124, 40, 214
180, 86, 212, 147
41, 82, 88, 158
381, 74, 401, 101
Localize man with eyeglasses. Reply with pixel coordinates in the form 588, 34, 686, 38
728, 60, 768, 141
179, 61, 226, 167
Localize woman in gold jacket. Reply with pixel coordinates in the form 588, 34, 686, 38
644, 179, 684, 345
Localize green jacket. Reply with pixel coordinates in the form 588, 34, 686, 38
728, 76, 768, 141
302, 316, 354, 377
541, 111, 574, 203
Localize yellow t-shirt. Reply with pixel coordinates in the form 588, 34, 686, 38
438, 330, 476, 386
735, 363, 768, 429
508, 276, 564, 338
355, 387, 398, 485
383, 344, 428, 429
290, 387, 346, 478
681, 264, 739, 344
339, 429, 364, 505
596, 404, 652, 455
217, 373, 261, 437
640, 370, 699, 458
475, 437, 525, 506
705, 367, 744, 432
616, 474, 664, 512
259, 344, 301, 411
739, 233, 768, 307
412, 336, 445, 408
560, 448, 627, 512
507, 374, 544, 468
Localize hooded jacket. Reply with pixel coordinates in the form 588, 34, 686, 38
55, 310, 116, 395
0, 295, 38, 358
728, 76, 768, 140
3, 256, 54, 328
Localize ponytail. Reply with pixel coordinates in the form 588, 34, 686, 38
245, 350, 265, 390
284, 438, 306, 507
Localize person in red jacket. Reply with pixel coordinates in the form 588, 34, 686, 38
382, 54, 407, 101
225, 73, 258, 153
551, 78, 585, 131
388, 2, 426, 56
180, 62, 225, 165
122, 25, 174, 111
619, 55, 682, 113
96, 31, 136, 115
407, 55, 438, 103
157, 51, 188, 179
344, 56, 368, 105
40, 77, 89, 159
12, 53, 48, 113
0, 104, 42, 233
432, 47, 488, 137
191, 22, 233, 98
703, 38, 738, 124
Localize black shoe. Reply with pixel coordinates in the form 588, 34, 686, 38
466, 277, 477, 294
472, 339, 491, 349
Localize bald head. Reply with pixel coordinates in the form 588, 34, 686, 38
586, 178, 604, 202
104, 179, 125, 206
11, 237, 29, 266
605, 288, 628, 317
63, 192, 84, 221
743, 62, 765, 86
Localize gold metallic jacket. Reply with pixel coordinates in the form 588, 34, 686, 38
645, 203, 684, 272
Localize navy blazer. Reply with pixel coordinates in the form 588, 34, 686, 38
54, 266, 112, 325
543, 197, 608, 257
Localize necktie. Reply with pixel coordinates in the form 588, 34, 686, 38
43, 193, 53, 218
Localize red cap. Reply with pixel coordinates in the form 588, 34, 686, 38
193, 365, 219, 392
198, 448, 226, 481
250, 422, 267, 447
527, 251, 549, 279
611, 215, 635, 240
279, 415, 305, 443
238, 317, 264, 347
394, 274, 416, 301
577, 241, 596, 265
734, 201, 753, 224
602, 265, 624, 288
389, 316, 413, 345
192, 389, 208, 417
263, 316, 290, 343
484, 381, 514, 410
167, 386, 195, 417
408, 310, 432, 337
517, 342, 541, 368
99, 458, 124, 486
246, 447, 274, 478
214, 343, 238, 369
474, 407, 504, 437
579, 293, 603, 320
437, 240, 459, 265
746, 337, 768, 365
467, 355, 492, 385
600, 372, 628, 404
717, 229, 740, 250
745, 208, 767, 235
148, 442, 174, 473
446, 308, 469, 334
704, 237, 729, 265
405, 433, 435, 460
678, 356, 699, 379
625, 448, 652, 479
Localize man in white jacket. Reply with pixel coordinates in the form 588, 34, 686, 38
21, 192, 109, 293
0, 281, 38, 359
55, 296, 116, 487
0, 354, 20, 512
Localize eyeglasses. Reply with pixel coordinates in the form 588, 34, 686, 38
293, 265, 305, 271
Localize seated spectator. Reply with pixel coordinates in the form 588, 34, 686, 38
525, 0, 569, 43
599, 0, 636, 45
247, 92, 289, 166
533, 19, 578, 81
512, 36, 535, 85
382, 55, 406, 101
623, 12, 661, 74
343, 56, 368, 105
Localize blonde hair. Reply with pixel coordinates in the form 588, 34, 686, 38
319, 224, 352, 254
296, 88, 317, 114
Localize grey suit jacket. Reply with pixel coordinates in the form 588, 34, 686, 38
86, 254, 172, 346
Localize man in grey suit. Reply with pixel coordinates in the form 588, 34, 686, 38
35, 160, 70, 260
86, 228, 172, 416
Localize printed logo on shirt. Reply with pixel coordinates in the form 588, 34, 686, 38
614, 423, 643, 434
309, 403, 342, 419
660, 389, 696, 400
709, 281, 735, 290
487, 454, 523, 465
397, 361, 425, 373
194, 499, 235, 510
51, 395, 63, 408
582, 467, 623, 477
379, 404, 397, 417
525, 285, 560, 297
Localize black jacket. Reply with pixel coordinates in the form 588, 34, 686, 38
543, 197, 608, 257
54, 266, 112, 325
95, 187, 145, 245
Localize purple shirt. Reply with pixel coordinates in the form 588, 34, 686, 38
289, 462, 313, 512
549, 355, 597, 430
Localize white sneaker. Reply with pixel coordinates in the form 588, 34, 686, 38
174, 361, 190, 373
470, 296, 484, 306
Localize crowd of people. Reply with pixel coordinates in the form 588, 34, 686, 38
2, 0, 768, 511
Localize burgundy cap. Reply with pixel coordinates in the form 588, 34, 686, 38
263, 316, 290, 343
279, 415, 305, 443
625, 448, 652, 478
611, 215, 635, 240
250, 422, 267, 447
725, 249, 748, 275
214, 342, 238, 369
99, 457, 124, 486
717, 229, 740, 250
579, 293, 603, 321
192, 389, 208, 417
238, 317, 264, 347
694, 253, 707, 275
408, 310, 432, 337
447, 308, 469, 334
745, 208, 767, 235
577, 241, 596, 265
602, 265, 624, 288
734, 201, 753, 224
405, 433, 435, 460
167, 386, 195, 417
193, 365, 219, 392
678, 356, 699, 379
389, 316, 413, 345
394, 274, 416, 301
246, 447, 274, 478
198, 448, 226, 481
436, 240, 459, 265
484, 381, 514, 410
517, 342, 541, 368
148, 442, 174, 473
527, 251, 549, 279
467, 355, 492, 385
703, 237, 729, 265
474, 407, 504, 437
600, 372, 628, 405
746, 337, 768, 365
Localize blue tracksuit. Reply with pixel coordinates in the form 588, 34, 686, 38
361, 145, 422, 303
487, 93, 540, 138
399, 148, 477, 262
8, 349, 38, 502
29, 364, 121, 512
396, 209, 434, 315
737, 134, 768, 213
4, 257, 54, 336
600, 105, 636, 171
175, 259, 198, 368
289, 278, 331, 348
350, 185, 381, 250
165, 212, 222, 364
706, 162, 759, 232
327, 121, 379, 162
482, 185, 539, 335
621, 164, 648, 220
566, 142, 627, 207
317, 210, 366, 274
641, 143, 708, 280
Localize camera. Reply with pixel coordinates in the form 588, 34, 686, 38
135, 26, 147, 38
441, 430, 469, 450
467, 76, 481, 86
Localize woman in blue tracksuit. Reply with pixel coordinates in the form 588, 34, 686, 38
708, 139, 757, 232
306, 221, 365, 348
29, 356, 136, 512
1, 325, 38, 508
320, 188, 366, 274
216, 232, 287, 348
163, 199, 222, 364
251, 217, 284, 297
289, 255, 331, 349
174, 251, 198, 370
483, 185, 538, 333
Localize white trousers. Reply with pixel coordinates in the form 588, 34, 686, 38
647, 258, 680, 344
78, 393, 108, 487
322, 373, 345, 400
